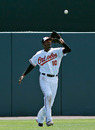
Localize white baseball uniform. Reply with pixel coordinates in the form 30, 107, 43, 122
29, 47, 67, 123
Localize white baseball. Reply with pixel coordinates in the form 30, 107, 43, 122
64, 10, 68, 14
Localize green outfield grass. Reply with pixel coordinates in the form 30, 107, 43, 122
0, 119, 95, 130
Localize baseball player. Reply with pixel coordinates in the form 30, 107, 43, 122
19, 31, 71, 127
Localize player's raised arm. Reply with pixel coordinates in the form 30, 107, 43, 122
59, 38, 71, 54
50, 31, 71, 54
19, 64, 35, 84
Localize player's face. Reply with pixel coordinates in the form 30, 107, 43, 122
43, 40, 51, 51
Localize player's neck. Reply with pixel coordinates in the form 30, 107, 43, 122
44, 48, 51, 52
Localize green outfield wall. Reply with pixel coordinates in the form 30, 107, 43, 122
0, 0, 95, 32
0, 32, 95, 116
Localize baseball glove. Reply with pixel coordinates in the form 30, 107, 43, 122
50, 30, 61, 39
50, 31, 64, 44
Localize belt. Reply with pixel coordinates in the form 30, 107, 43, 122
41, 73, 58, 77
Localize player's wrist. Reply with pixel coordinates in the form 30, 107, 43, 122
22, 74, 25, 78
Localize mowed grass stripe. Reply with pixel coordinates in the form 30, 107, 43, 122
0, 119, 95, 130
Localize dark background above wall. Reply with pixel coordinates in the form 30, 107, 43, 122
0, 0, 95, 32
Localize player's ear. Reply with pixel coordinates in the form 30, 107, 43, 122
42, 42, 44, 45
42, 42, 45, 48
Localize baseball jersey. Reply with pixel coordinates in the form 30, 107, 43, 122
29, 47, 67, 75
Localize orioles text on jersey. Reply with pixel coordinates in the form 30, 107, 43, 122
38, 53, 57, 66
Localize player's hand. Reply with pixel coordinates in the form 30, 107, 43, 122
19, 75, 25, 84
59, 38, 64, 44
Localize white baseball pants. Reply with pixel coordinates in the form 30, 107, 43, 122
36, 74, 58, 123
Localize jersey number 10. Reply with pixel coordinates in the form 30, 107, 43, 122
52, 60, 57, 66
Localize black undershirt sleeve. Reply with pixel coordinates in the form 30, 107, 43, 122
23, 64, 35, 76
62, 42, 71, 54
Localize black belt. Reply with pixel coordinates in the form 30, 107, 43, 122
41, 73, 58, 77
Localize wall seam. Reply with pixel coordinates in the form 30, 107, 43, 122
11, 32, 13, 116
